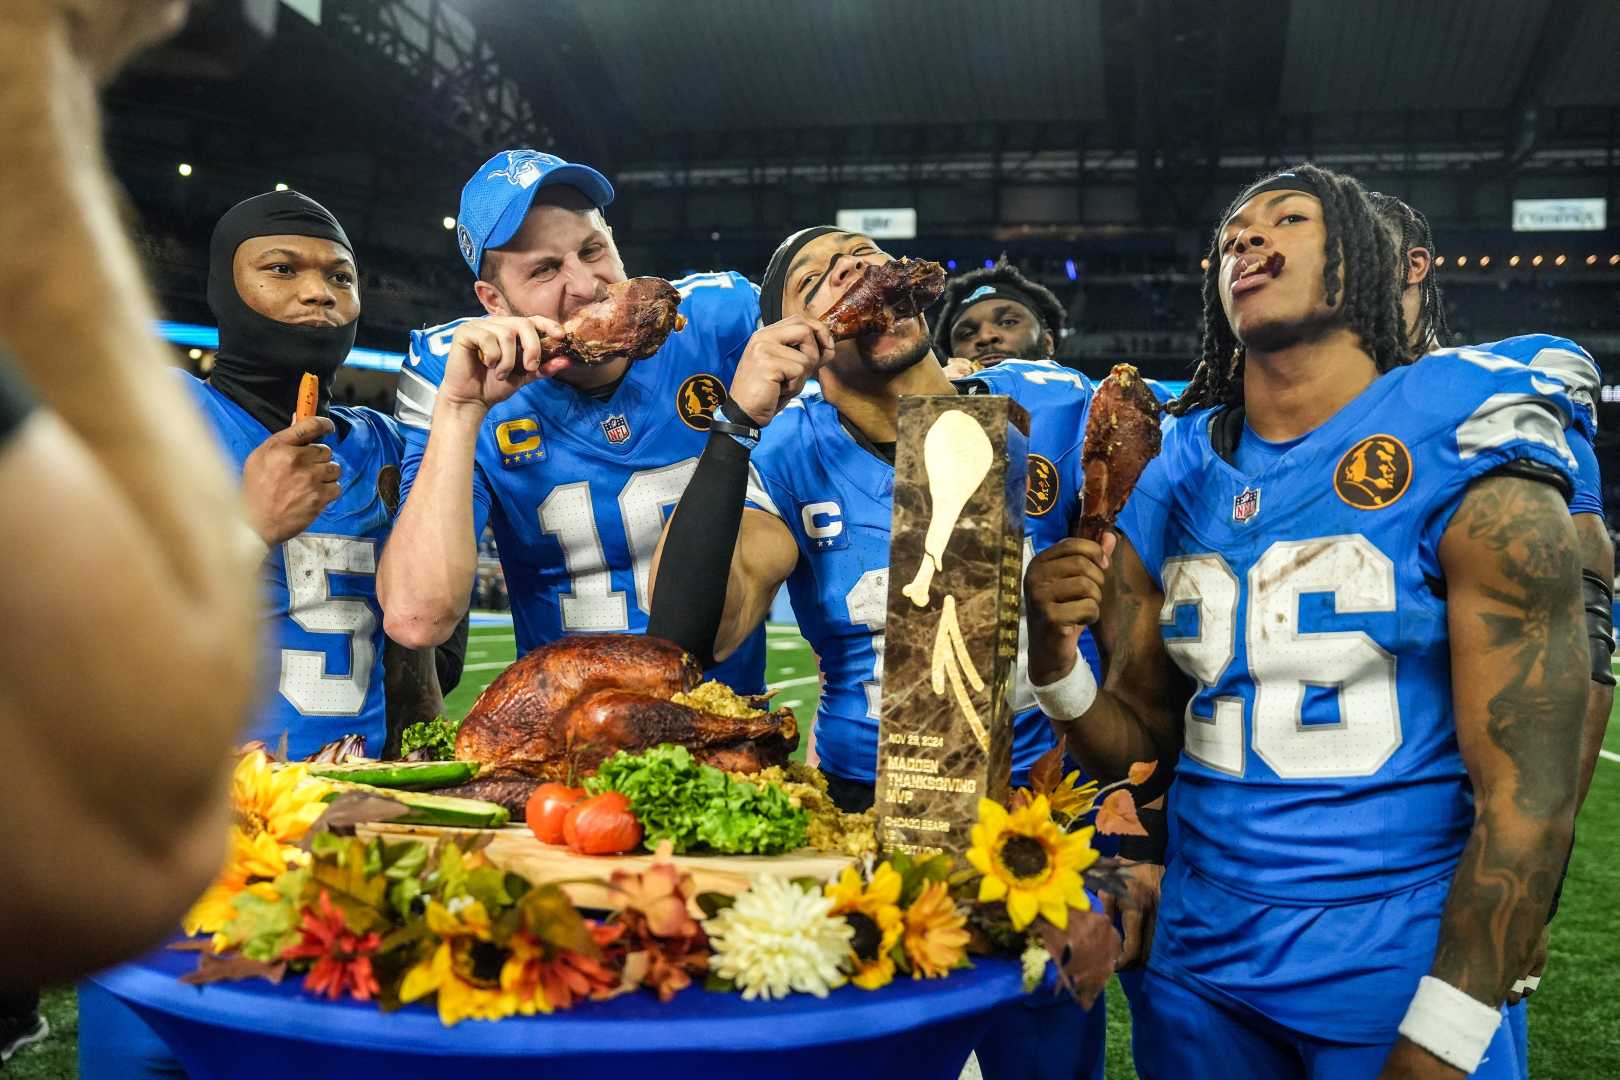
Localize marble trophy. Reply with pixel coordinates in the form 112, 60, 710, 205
875, 395, 1029, 856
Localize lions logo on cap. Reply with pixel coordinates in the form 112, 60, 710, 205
456, 223, 474, 264
1335, 434, 1412, 510
676, 373, 726, 431
487, 150, 560, 189
1026, 454, 1059, 516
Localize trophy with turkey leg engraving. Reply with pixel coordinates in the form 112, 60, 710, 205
877, 396, 1028, 857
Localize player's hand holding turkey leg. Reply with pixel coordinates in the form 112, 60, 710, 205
241, 416, 341, 546
1024, 530, 1116, 686
727, 316, 835, 425
438, 315, 570, 412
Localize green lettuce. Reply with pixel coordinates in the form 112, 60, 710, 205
586, 744, 808, 855
398, 714, 460, 760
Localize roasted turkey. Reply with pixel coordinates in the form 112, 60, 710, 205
1077, 363, 1163, 542
544, 277, 683, 366
822, 258, 947, 340
446, 635, 798, 810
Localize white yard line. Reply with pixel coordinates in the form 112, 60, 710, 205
463, 660, 515, 672
768, 675, 819, 691
1599, 749, 1620, 765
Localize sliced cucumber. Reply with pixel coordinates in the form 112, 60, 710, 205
309, 760, 479, 790
322, 781, 510, 828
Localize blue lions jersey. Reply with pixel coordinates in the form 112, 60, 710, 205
395, 272, 766, 691
182, 374, 404, 757
1469, 333, 1603, 518
746, 360, 1095, 784
1115, 350, 1579, 1041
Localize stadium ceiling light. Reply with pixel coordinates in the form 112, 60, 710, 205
441, 217, 456, 230
177, 162, 193, 177
275, 183, 289, 192
1199, 258, 1210, 271
1555, 254, 1567, 266
1509, 255, 1520, 267
1586, 254, 1598, 266
946, 259, 958, 271
1478, 256, 1491, 267
1434, 255, 1445, 266
1611, 255, 1619, 266
1532, 255, 1544, 267
1455, 255, 1467, 267
188, 348, 203, 360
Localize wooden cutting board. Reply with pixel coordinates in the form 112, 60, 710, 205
357, 823, 855, 912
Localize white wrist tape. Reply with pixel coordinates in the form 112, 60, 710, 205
1398, 976, 1503, 1074
1032, 654, 1098, 722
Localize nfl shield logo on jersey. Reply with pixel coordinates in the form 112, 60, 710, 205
600, 414, 632, 445
1232, 486, 1261, 523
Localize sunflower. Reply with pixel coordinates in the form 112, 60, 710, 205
399, 899, 517, 1026
825, 863, 903, 989
902, 881, 970, 978
1046, 771, 1100, 826
231, 751, 332, 846
181, 825, 290, 937
966, 796, 1097, 931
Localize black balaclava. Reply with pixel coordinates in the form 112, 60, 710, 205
206, 191, 358, 433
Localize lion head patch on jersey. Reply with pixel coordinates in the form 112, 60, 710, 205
1335, 434, 1412, 510
676, 373, 726, 431
1026, 453, 1059, 516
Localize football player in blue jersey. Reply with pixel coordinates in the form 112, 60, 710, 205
1375, 192, 1614, 1076
648, 226, 1109, 1080
378, 149, 767, 692
934, 255, 1067, 377
1025, 164, 1588, 1080
77, 190, 445, 1079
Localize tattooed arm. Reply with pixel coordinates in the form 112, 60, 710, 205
1026, 532, 1187, 783
1379, 475, 1585, 1079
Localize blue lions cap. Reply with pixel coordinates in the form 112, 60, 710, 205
456, 149, 615, 276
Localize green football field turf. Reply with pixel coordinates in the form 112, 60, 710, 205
17, 624, 1619, 1078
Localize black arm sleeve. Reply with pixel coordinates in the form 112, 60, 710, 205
646, 427, 753, 668
435, 612, 471, 695
0, 347, 37, 447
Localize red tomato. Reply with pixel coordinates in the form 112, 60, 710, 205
563, 791, 643, 855
525, 782, 584, 845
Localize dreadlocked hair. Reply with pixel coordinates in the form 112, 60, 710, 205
931, 254, 1067, 357
1369, 191, 1452, 360
1167, 163, 1411, 418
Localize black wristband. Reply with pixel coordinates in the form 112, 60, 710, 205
1116, 806, 1168, 863
645, 425, 754, 669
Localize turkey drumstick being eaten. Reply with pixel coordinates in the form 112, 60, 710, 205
821, 258, 947, 340
541, 276, 684, 366
1076, 363, 1163, 542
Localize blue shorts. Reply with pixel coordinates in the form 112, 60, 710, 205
1151, 858, 1457, 1044
1133, 968, 1521, 1080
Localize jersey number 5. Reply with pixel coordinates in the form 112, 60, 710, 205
1161, 535, 1401, 780
280, 534, 378, 717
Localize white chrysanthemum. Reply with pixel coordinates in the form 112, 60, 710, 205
1020, 937, 1049, 993
704, 875, 853, 1000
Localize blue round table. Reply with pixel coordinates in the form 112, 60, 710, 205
89, 941, 1029, 1079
